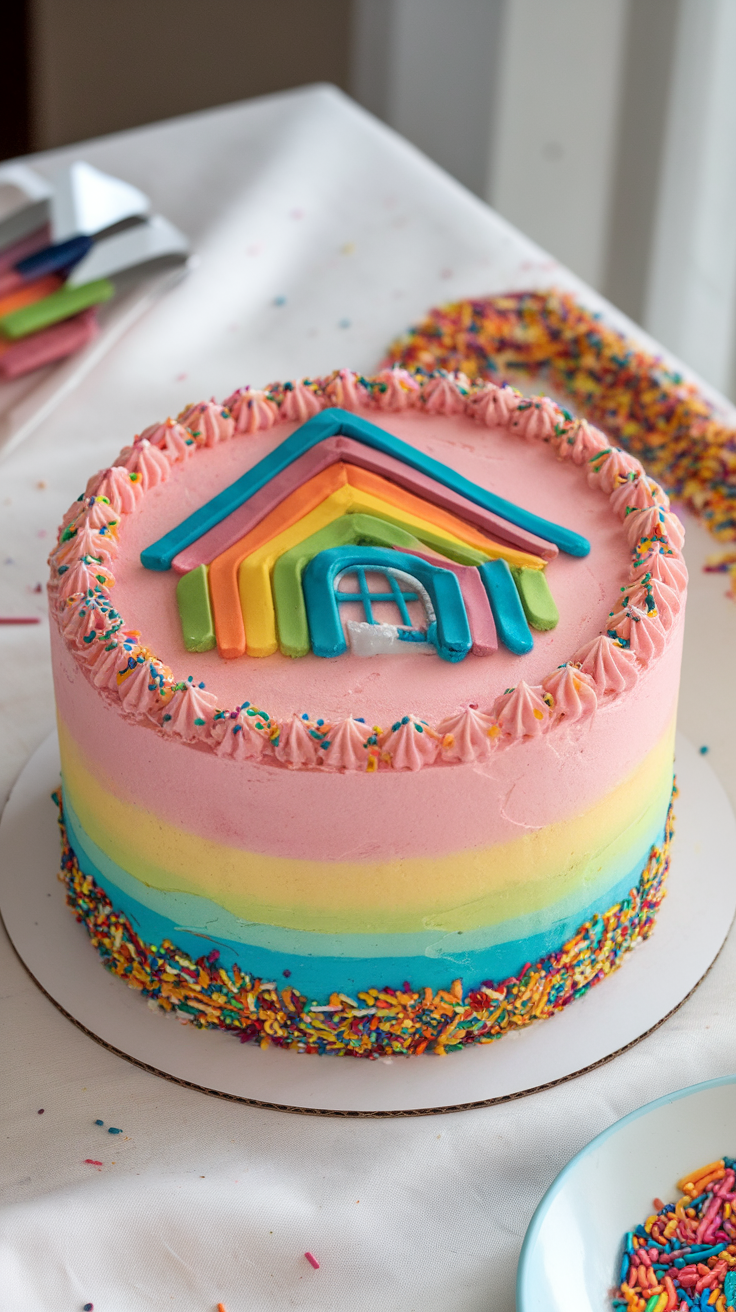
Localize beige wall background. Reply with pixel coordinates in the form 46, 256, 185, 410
28, 0, 352, 149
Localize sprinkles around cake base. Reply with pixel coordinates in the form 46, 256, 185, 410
55, 789, 676, 1060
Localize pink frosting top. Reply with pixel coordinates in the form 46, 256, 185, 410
48, 369, 686, 771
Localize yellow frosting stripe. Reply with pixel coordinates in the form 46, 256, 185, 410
58, 716, 674, 935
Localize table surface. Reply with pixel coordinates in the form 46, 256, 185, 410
2, 83, 736, 1312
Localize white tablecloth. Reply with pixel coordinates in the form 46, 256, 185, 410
2, 84, 736, 1312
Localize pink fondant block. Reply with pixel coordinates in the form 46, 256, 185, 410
0, 308, 98, 380
172, 434, 558, 574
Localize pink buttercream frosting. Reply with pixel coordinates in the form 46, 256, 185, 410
436, 707, 499, 762
320, 717, 372, 771
371, 367, 420, 411
588, 448, 643, 494
609, 606, 666, 664
419, 373, 467, 415
609, 473, 669, 518
625, 505, 685, 552
115, 438, 170, 491
380, 718, 440, 770
278, 381, 322, 424
322, 370, 369, 412
468, 382, 521, 428
88, 467, 142, 515
212, 709, 268, 760
224, 388, 279, 434
117, 658, 165, 718
161, 680, 218, 740
542, 664, 597, 723
50, 370, 686, 771
273, 714, 324, 768
553, 418, 608, 465
177, 401, 235, 447
573, 634, 638, 696
494, 682, 550, 738
509, 396, 559, 443
631, 548, 688, 592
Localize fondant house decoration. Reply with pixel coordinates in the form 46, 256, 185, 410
141, 408, 589, 663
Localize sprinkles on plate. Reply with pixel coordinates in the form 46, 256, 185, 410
613, 1157, 736, 1311
54, 788, 675, 1059
386, 289, 736, 593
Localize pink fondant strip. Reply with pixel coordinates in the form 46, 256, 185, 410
393, 544, 497, 656
172, 433, 559, 574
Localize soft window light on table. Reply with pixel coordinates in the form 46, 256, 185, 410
2, 62, 736, 1312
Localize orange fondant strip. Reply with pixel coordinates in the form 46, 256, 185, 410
208, 464, 350, 657
0, 275, 64, 357
209, 463, 546, 659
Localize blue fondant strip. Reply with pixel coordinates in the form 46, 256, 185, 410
479, 558, 534, 655
303, 546, 472, 663
62, 787, 666, 1003
141, 407, 591, 571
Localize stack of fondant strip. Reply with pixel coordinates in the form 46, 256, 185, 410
0, 161, 188, 380
141, 409, 588, 662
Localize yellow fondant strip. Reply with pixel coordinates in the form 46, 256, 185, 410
58, 715, 675, 936
238, 482, 510, 657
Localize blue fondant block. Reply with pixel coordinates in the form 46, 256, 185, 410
141, 406, 591, 571
479, 559, 534, 655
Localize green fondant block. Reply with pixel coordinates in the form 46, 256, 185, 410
0, 278, 114, 340
176, 563, 216, 652
274, 512, 424, 657
511, 566, 559, 631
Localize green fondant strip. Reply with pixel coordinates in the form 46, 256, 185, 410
479, 558, 533, 654
0, 278, 114, 339
176, 563, 216, 652
273, 512, 423, 657
512, 566, 559, 632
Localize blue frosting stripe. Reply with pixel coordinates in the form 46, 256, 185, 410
140, 407, 591, 571
479, 558, 534, 654
62, 786, 665, 1002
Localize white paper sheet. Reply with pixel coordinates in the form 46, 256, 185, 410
2, 84, 736, 1312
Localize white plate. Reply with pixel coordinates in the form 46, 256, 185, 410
517, 1074, 736, 1312
0, 730, 734, 1116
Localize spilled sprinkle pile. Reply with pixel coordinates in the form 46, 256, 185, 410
387, 289, 736, 596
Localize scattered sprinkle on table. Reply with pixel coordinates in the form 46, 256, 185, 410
304, 1252, 320, 1270
37, 1108, 44, 1114
83, 1303, 93, 1310
83, 1159, 102, 1167
217, 1304, 227, 1312
107, 1126, 121, 1134
0, 616, 40, 624
700, 746, 710, 755
94, 1119, 104, 1125
612, 1154, 736, 1311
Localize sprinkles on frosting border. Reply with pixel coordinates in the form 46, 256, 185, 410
48, 363, 686, 771
54, 787, 675, 1059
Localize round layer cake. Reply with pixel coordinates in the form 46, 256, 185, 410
48, 368, 686, 1057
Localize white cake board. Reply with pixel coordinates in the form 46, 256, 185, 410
0, 730, 734, 1117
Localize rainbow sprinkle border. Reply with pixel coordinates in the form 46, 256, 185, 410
54, 788, 675, 1059
387, 289, 736, 550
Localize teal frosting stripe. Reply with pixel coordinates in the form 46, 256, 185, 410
62, 786, 667, 1002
